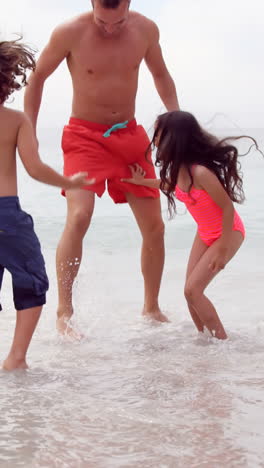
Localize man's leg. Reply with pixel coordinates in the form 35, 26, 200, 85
56, 189, 95, 336
126, 194, 167, 322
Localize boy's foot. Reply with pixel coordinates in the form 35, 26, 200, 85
142, 308, 169, 323
56, 315, 84, 340
2, 356, 28, 371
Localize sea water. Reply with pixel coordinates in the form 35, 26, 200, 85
0, 128, 263, 467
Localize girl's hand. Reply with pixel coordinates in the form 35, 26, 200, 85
121, 164, 146, 185
209, 246, 229, 273
67, 172, 96, 189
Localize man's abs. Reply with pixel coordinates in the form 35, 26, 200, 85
71, 75, 138, 125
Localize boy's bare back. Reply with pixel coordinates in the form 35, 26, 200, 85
0, 106, 25, 196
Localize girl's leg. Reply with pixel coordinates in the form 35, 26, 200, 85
184, 231, 243, 339
185, 232, 208, 332
3, 306, 42, 371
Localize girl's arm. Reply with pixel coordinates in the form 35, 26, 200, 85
121, 164, 162, 189
194, 165, 235, 270
17, 115, 95, 189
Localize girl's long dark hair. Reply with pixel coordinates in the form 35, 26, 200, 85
0, 37, 36, 104
149, 111, 259, 217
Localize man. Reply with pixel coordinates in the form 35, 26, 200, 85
24, 0, 179, 337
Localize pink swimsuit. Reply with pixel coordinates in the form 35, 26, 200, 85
175, 185, 245, 246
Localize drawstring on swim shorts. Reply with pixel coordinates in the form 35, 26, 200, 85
103, 120, 129, 138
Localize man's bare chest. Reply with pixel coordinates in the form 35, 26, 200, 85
69, 34, 147, 75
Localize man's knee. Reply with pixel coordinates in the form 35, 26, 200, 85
143, 218, 165, 245
68, 207, 93, 234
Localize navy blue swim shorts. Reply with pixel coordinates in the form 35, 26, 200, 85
0, 197, 49, 311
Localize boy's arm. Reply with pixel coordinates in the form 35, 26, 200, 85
17, 114, 92, 189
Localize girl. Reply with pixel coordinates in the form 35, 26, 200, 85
0, 37, 94, 370
122, 110, 257, 340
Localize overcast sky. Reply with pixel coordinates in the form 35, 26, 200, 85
1, 0, 263, 132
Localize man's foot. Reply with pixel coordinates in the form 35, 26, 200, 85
142, 308, 169, 323
2, 356, 28, 371
56, 314, 84, 340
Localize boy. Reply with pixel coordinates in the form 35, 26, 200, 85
0, 37, 93, 370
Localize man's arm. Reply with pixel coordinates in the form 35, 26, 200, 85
144, 21, 179, 111
24, 24, 71, 133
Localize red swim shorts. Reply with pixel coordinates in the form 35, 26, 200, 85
61, 117, 159, 203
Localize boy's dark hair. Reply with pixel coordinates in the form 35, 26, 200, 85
98, 0, 127, 8
0, 37, 36, 104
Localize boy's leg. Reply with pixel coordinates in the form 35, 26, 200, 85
125, 194, 167, 322
56, 189, 95, 337
184, 231, 244, 339
3, 306, 42, 371
0, 265, 4, 312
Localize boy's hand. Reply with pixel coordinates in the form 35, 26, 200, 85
121, 164, 146, 185
67, 172, 95, 189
